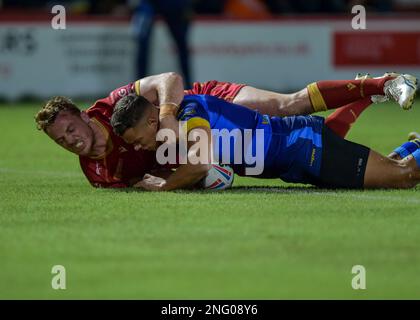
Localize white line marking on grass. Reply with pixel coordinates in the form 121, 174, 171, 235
0, 167, 83, 178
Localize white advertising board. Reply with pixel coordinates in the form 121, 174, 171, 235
0, 17, 419, 99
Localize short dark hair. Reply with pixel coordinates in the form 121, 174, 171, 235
111, 94, 153, 136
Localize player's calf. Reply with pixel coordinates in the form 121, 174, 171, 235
395, 155, 420, 189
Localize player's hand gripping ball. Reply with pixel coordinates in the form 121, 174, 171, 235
202, 164, 234, 190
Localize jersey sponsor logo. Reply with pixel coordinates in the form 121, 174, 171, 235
118, 88, 128, 97
261, 115, 269, 125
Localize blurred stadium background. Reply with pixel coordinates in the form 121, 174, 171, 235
1, 0, 420, 300
0, 0, 419, 101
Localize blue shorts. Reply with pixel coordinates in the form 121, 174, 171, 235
263, 115, 324, 184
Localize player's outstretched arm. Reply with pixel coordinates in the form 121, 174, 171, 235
135, 126, 212, 191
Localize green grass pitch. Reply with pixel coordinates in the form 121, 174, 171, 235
1, 101, 420, 299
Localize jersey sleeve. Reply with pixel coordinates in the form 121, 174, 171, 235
184, 81, 246, 102
108, 80, 140, 105
177, 102, 211, 133
88, 81, 140, 119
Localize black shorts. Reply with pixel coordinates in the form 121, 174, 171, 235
313, 126, 371, 189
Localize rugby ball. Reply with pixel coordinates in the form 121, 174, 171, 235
202, 164, 234, 190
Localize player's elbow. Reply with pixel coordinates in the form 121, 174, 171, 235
165, 72, 183, 84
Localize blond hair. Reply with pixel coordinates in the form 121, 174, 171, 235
35, 96, 80, 131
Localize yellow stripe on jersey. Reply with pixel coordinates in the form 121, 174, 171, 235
181, 117, 210, 133
307, 82, 328, 112
135, 80, 141, 95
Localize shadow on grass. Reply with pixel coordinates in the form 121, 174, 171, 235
104, 185, 364, 195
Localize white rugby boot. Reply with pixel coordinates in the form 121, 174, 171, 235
408, 132, 420, 141
383, 74, 418, 110
355, 72, 400, 104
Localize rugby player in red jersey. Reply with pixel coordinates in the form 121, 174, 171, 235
35, 73, 185, 188
35, 72, 417, 188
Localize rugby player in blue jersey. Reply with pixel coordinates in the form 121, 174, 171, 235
110, 93, 420, 191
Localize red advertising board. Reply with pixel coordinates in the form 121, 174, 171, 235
334, 32, 420, 66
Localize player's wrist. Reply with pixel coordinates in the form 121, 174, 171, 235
159, 102, 179, 119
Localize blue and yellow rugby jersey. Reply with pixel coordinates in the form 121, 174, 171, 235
178, 95, 272, 176
178, 95, 325, 183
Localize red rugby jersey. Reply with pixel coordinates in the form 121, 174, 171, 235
79, 82, 157, 188
184, 80, 246, 102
